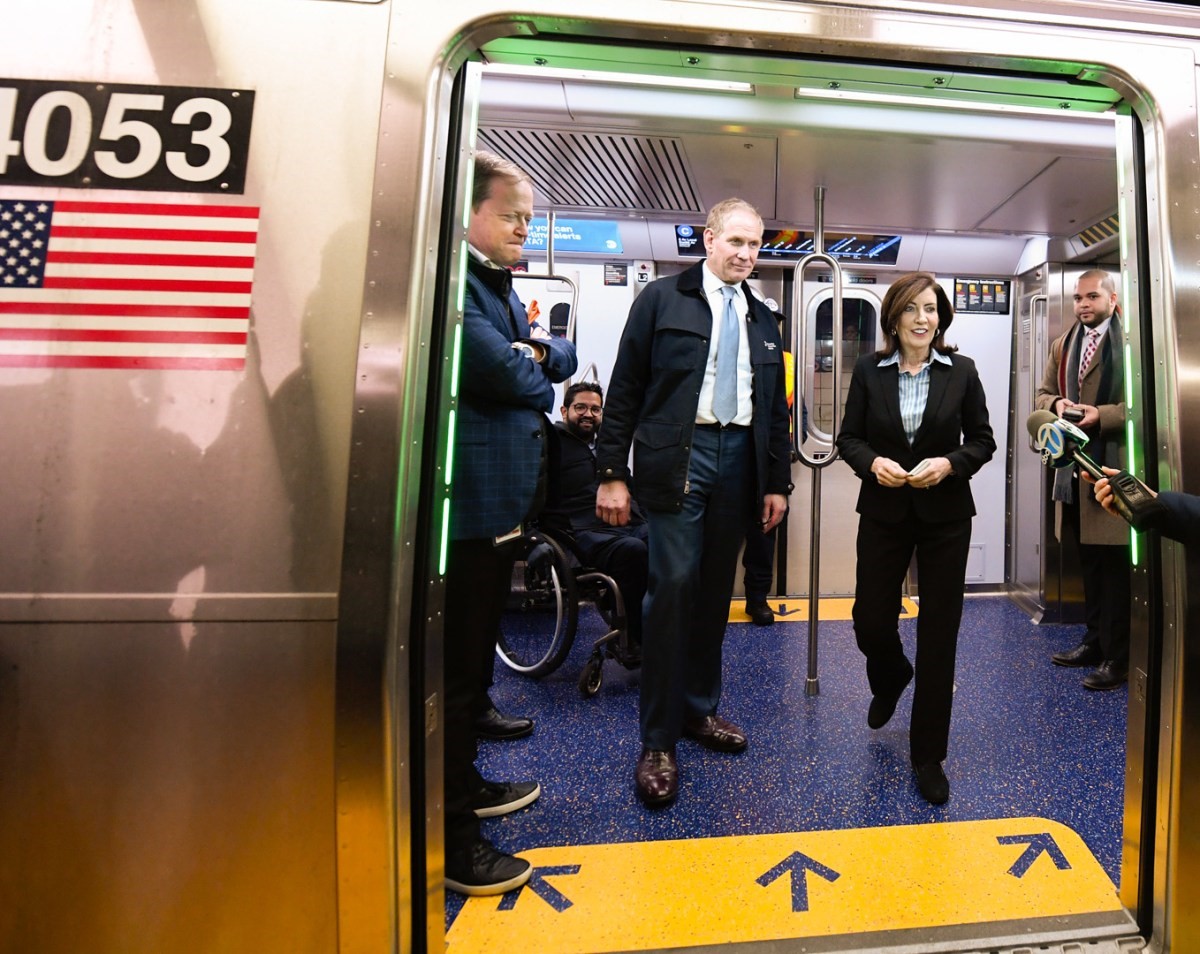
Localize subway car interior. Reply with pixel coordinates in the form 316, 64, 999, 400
5, 2, 1200, 954
445, 35, 1138, 954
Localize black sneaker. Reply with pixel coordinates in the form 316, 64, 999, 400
445, 839, 532, 896
471, 779, 541, 818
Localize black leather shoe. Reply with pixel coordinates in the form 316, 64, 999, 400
470, 778, 540, 818
683, 714, 748, 753
635, 747, 678, 807
475, 705, 534, 740
445, 838, 532, 896
1083, 660, 1128, 691
914, 762, 950, 805
867, 663, 914, 729
746, 600, 775, 626
1052, 642, 1102, 668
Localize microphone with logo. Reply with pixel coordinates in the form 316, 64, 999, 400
1026, 409, 1165, 532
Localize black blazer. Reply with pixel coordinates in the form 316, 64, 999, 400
836, 353, 996, 524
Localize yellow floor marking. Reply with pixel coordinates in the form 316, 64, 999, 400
730, 596, 918, 623
447, 817, 1118, 953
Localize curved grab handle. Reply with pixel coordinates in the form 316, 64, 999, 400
791, 250, 844, 470
1027, 294, 1048, 451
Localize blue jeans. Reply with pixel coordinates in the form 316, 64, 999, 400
640, 425, 753, 750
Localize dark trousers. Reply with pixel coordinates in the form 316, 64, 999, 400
444, 536, 519, 855
641, 426, 753, 750
742, 523, 777, 602
575, 524, 650, 645
852, 512, 971, 766
1063, 497, 1131, 666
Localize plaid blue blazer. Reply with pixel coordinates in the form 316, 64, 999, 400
450, 265, 577, 540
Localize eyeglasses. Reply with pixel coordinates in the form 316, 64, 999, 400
570, 403, 603, 416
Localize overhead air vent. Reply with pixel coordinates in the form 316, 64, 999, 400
1076, 214, 1119, 247
478, 128, 703, 214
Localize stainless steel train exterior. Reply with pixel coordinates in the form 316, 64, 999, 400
3, 0, 1200, 952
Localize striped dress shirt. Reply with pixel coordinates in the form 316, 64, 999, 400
878, 349, 954, 444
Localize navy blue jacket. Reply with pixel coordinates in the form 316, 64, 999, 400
1155, 491, 1200, 548
451, 261, 577, 540
596, 261, 792, 513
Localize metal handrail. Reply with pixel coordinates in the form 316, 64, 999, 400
511, 209, 580, 386
511, 209, 580, 333
1028, 294, 1048, 451
789, 186, 845, 697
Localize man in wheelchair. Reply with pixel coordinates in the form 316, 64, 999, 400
543, 381, 649, 657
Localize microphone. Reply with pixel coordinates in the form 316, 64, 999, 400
1026, 409, 1164, 531
1026, 409, 1097, 475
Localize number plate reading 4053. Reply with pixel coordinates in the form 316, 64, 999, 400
0, 79, 255, 194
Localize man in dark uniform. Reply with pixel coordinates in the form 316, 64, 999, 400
596, 198, 792, 807
443, 151, 577, 895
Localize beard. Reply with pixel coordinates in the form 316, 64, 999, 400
567, 418, 598, 441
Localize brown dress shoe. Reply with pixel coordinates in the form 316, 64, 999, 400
635, 747, 678, 807
682, 714, 748, 753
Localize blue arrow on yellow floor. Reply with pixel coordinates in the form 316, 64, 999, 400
446, 818, 1123, 953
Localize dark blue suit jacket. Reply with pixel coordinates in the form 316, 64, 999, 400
836, 352, 995, 524
451, 262, 577, 540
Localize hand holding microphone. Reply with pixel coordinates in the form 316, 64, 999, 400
1026, 409, 1164, 531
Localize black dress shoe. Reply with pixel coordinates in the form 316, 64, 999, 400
475, 705, 534, 740
746, 600, 775, 626
1051, 641, 1102, 668
914, 762, 950, 805
683, 714, 748, 753
867, 663, 914, 729
445, 838, 532, 896
470, 778, 540, 818
635, 747, 678, 807
1083, 660, 1128, 691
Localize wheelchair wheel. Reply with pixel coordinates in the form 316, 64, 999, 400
579, 655, 603, 697
497, 531, 579, 677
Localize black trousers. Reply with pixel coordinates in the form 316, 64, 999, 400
1062, 497, 1131, 666
741, 522, 777, 603
444, 535, 519, 856
852, 512, 971, 766
574, 524, 650, 645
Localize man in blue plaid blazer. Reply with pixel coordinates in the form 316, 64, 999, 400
443, 152, 577, 897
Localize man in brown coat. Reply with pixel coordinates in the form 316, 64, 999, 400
1035, 269, 1129, 690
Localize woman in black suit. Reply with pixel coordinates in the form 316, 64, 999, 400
835, 272, 995, 805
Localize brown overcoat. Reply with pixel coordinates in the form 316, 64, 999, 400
1035, 318, 1127, 546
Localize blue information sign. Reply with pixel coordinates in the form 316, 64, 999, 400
525, 219, 623, 253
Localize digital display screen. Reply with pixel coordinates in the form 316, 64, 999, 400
675, 225, 901, 264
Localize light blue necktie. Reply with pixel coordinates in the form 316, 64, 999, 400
713, 285, 739, 425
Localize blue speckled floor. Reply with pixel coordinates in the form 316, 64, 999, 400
451, 596, 1126, 930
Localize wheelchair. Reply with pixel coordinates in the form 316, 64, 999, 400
496, 525, 640, 697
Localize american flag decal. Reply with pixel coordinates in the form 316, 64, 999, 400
0, 198, 259, 370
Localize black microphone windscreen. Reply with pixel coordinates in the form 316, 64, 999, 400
1026, 409, 1057, 439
